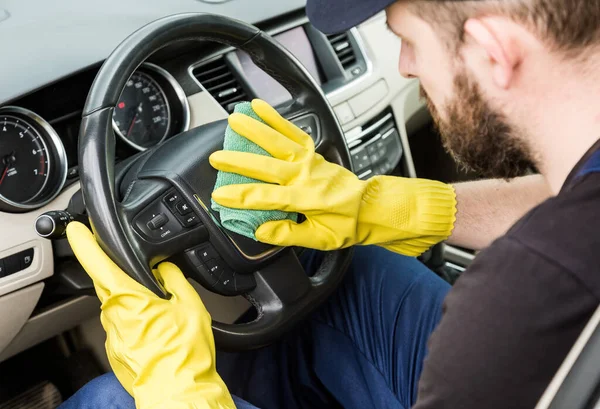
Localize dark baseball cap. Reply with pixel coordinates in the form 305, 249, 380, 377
306, 0, 397, 34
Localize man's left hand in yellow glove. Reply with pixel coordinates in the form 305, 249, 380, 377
66, 222, 235, 409
210, 99, 456, 257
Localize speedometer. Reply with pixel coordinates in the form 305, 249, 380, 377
112, 63, 190, 152
0, 107, 68, 211
113, 70, 171, 150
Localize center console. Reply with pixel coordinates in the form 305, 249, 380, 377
189, 22, 405, 178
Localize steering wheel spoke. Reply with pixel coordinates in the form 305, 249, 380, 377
213, 247, 354, 350
251, 248, 311, 306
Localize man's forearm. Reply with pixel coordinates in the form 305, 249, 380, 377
447, 175, 552, 250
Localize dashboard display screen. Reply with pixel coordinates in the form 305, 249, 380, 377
236, 26, 322, 106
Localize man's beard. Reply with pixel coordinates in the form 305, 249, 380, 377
420, 72, 535, 179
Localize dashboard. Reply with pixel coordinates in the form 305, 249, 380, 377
0, 0, 432, 361
0, 15, 388, 212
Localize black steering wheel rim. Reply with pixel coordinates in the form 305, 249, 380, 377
79, 13, 354, 350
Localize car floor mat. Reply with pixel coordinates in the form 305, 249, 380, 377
0, 381, 62, 409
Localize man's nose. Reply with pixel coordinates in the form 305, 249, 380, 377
398, 43, 417, 78
400, 68, 417, 79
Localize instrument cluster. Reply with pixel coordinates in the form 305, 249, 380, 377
0, 63, 190, 212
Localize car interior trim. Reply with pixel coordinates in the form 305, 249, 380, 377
534, 304, 600, 409
0, 294, 100, 362
443, 245, 475, 267
389, 80, 422, 179
0, 283, 44, 360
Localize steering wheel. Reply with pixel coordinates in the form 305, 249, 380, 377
79, 13, 354, 351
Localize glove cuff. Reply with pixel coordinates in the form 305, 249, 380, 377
410, 178, 457, 240
357, 176, 457, 255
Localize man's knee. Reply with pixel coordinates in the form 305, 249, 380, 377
314, 245, 450, 324
349, 246, 446, 294
59, 373, 134, 409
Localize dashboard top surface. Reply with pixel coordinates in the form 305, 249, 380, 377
0, 0, 307, 104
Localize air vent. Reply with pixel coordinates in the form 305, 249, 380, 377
346, 110, 396, 151
327, 32, 357, 70
361, 110, 396, 138
192, 57, 247, 113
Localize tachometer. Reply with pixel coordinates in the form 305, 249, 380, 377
0, 107, 68, 211
113, 70, 171, 150
0, 115, 49, 203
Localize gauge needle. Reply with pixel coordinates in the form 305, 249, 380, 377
0, 151, 15, 186
126, 113, 139, 138
0, 166, 8, 186
126, 103, 143, 138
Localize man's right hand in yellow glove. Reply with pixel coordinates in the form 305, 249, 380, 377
210, 99, 457, 257
66, 222, 235, 409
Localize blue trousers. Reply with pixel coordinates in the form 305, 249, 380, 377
59, 246, 450, 409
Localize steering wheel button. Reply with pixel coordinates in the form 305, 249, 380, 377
212, 269, 238, 295
163, 192, 180, 209
208, 264, 220, 275
147, 213, 168, 230
176, 212, 200, 228
193, 263, 219, 287
176, 201, 193, 215
220, 274, 234, 290
183, 215, 199, 226
205, 258, 227, 276
134, 195, 188, 242
196, 245, 218, 263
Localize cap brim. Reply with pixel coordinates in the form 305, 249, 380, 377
306, 0, 395, 34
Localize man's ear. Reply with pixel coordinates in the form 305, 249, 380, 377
464, 17, 524, 89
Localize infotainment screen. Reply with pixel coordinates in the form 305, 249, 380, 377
235, 26, 323, 106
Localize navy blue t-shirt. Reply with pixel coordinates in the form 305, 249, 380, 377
414, 140, 600, 409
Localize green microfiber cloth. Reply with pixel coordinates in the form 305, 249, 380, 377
211, 102, 298, 240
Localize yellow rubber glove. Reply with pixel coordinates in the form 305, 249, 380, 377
210, 99, 457, 257
66, 222, 235, 409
